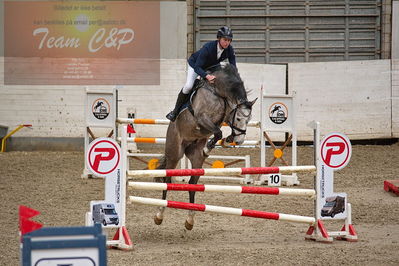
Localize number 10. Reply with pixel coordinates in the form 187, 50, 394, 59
268, 174, 281, 186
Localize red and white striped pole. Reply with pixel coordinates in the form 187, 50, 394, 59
129, 182, 316, 197
127, 165, 316, 179
129, 196, 316, 224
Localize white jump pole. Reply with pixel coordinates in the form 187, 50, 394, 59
129, 196, 315, 225
127, 165, 316, 179
117, 118, 260, 128
117, 137, 260, 146
128, 182, 316, 197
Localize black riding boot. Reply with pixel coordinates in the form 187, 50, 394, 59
166, 90, 190, 122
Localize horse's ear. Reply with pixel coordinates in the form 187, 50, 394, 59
249, 98, 258, 107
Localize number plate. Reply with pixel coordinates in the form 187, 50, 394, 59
268, 174, 281, 186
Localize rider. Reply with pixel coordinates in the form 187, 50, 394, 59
166, 26, 237, 122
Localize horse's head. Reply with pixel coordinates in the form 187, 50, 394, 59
207, 64, 257, 145
225, 98, 257, 145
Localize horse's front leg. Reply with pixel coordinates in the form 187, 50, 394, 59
202, 127, 223, 156
196, 115, 224, 156
206, 128, 222, 152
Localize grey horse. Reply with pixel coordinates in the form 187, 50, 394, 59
155, 64, 257, 230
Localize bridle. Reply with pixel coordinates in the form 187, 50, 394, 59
201, 81, 250, 141
226, 102, 251, 139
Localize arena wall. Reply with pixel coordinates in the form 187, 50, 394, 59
392, 1, 399, 138
0, 1, 397, 150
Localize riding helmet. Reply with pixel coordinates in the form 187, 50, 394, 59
217, 26, 233, 40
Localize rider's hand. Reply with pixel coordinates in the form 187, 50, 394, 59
206, 74, 216, 83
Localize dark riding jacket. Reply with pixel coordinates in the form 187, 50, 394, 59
188, 40, 236, 79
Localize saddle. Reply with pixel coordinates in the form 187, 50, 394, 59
177, 79, 205, 116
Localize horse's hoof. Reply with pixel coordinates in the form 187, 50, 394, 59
185, 220, 194, 230
154, 216, 163, 225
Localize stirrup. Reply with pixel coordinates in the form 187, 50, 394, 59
166, 111, 177, 122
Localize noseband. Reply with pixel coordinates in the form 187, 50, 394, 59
227, 102, 251, 138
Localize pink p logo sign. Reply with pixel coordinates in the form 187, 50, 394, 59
87, 139, 120, 175
321, 133, 351, 170
92, 148, 116, 172
324, 142, 345, 165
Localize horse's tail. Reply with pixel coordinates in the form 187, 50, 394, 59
156, 155, 167, 169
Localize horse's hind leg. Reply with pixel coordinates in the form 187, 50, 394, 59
154, 135, 185, 225
184, 139, 207, 230
185, 177, 200, 230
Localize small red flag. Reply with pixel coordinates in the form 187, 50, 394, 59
19, 205, 40, 219
20, 217, 43, 235
19, 205, 42, 236
127, 124, 136, 134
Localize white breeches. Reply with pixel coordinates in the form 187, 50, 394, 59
182, 65, 199, 94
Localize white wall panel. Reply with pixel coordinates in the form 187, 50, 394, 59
392, 59, 399, 137
289, 60, 392, 140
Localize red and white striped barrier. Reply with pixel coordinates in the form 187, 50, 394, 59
129, 196, 315, 224
127, 165, 316, 179
128, 182, 316, 197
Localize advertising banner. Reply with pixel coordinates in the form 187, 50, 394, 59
4, 1, 160, 85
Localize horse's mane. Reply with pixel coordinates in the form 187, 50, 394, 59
210, 64, 247, 103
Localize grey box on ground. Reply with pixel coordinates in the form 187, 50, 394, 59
0, 125, 8, 139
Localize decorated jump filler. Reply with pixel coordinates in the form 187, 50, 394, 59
305, 121, 357, 242
85, 137, 132, 249
259, 87, 299, 186
317, 132, 352, 219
